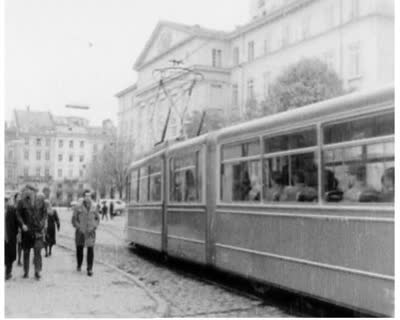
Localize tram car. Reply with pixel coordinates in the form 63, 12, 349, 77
126, 85, 394, 316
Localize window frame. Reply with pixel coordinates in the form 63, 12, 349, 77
169, 149, 204, 204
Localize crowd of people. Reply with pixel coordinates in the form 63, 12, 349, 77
5, 186, 100, 281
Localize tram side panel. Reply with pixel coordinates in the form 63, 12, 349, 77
213, 205, 394, 316
127, 205, 164, 251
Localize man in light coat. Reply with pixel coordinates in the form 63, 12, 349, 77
71, 190, 100, 276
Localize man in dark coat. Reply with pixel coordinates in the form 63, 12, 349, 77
16, 186, 48, 280
45, 209, 60, 257
72, 190, 100, 276
101, 201, 108, 221
109, 201, 114, 219
5, 194, 19, 280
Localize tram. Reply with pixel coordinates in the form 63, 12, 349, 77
126, 85, 394, 316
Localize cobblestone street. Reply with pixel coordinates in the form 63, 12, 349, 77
57, 208, 292, 317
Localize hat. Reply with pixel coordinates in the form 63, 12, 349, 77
23, 184, 38, 192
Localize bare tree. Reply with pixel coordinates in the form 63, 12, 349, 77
87, 133, 134, 200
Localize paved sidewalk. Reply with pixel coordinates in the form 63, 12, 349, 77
5, 245, 165, 317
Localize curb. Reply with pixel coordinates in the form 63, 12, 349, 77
57, 235, 169, 317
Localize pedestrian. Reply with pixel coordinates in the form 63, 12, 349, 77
16, 186, 48, 280
45, 209, 60, 257
5, 194, 19, 280
109, 201, 114, 220
101, 201, 108, 221
16, 227, 22, 266
71, 190, 100, 276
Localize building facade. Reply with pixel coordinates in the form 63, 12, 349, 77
5, 108, 115, 204
116, 0, 394, 157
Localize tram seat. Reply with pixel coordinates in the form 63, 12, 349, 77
324, 190, 343, 202
359, 190, 381, 202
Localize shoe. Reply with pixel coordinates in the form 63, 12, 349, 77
17, 261, 22, 266
77, 266, 81, 272
87, 270, 93, 277
23, 273, 28, 279
45, 254, 48, 258
5, 273, 12, 280
34, 272, 41, 280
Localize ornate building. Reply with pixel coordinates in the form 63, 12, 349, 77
5, 107, 115, 204
116, 0, 394, 158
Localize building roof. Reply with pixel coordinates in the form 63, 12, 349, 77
115, 83, 137, 98
133, 20, 229, 70
14, 110, 55, 133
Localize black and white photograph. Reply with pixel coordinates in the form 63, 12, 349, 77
2, 0, 396, 317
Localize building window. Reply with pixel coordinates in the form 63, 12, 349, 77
348, 42, 361, 78
212, 49, 222, 67
36, 138, 41, 146
69, 154, 74, 162
45, 151, 50, 160
233, 47, 240, 65
45, 138, 50, 147
349, 0, 360, 20
263, 72, 271, 97
25, 137, 29, 145
282, 24, 291, 47
36, 167, 41, 177
69, 140, 74, 148
58, 140, 63, 148
258, 0, 265, 8
93, 144, 98, 152
58, 154, 63, 162
69, 169, 73, 178
264, 36, 270, 54
45, 168, 50, 177
24, 150, 29, 160
58, 169, 62, 178
302, 15, 311, 39
248, 41, 255, 62
232, 84, 239, 106
325, 5, 335, 29
323, 50, 335, 70
79, 155, 84, 162
80, 140, 84, 148
36, 151, 41, 160
247, 79, 255, 100
8, 150, 13, 160
79, 169, 84, 177
24, 167, 29, 177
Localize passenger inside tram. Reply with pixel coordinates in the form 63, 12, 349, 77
184, 169, 197, 202
264, 171, 284, 202
324, 169, 343, 202
281, 170, 318, 202
248, 174, 262, 201
343, 164, 379, 202
379, 167, 394, 202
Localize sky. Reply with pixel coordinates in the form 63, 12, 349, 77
4, 0, 249, 126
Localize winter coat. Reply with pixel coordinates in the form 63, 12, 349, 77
72, 200, 100, 247
16, 198, 47, 250
45, 210, 60, 246
5, 204, 19, 265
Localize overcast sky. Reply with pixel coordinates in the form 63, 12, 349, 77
5, 0, 249, 125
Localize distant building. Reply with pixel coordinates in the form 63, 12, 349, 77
5, 107, 115, 204
116, 0, 394, 156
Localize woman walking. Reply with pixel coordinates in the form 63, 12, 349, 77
45, 209, 60, 257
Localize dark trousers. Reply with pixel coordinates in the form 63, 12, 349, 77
23, 245, 42, 275
76, 246, 94, 271
5, 242, 15, 276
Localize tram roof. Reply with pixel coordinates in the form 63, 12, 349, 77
216, 84, 394, 142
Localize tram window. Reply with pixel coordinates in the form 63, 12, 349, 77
170, 152, 202, 202
149, 161, 162, 202
139, 167, 149, 202
222, 139, 260, 160
324, 112, 394, 144
221, 160, 261, 202
263, 152, 318, 202
323, 141, 394, 203
130, 170, 139, 202
264, 129, 316, 154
